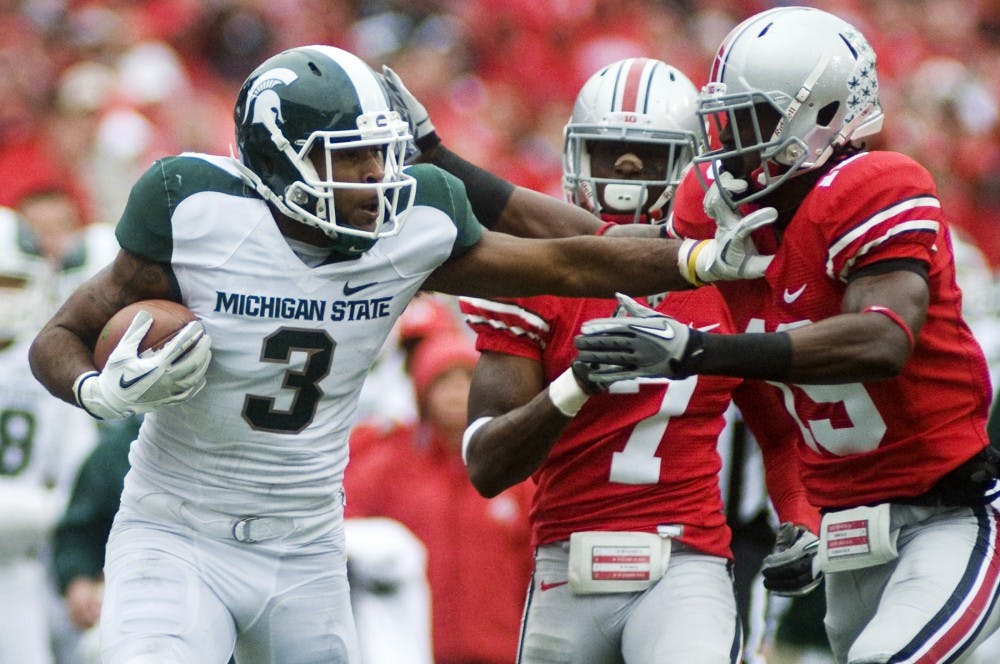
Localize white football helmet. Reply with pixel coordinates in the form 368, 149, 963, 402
0, 208, 50, 345
695, 6, 884, 207
562, 58, 703, 223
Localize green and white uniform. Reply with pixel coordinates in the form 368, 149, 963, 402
101, 153, 482, 664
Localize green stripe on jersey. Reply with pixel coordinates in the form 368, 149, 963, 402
116, 155, 253, 264
407, 163, 483, 258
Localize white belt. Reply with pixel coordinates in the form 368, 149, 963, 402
134, 491, 342, 544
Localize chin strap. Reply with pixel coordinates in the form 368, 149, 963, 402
228, 149, 340, 241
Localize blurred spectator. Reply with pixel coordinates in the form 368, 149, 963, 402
355, 292, 464, 431
991, 397, 1000, 448
344, 516, 433, 664
345, 333, 534, 664
53, 416, 140, 664
0, 205, 101, 664
2, 0, 997, 272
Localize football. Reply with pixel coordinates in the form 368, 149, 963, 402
93, 299, 197, 370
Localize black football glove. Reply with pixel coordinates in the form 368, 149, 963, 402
761, 522, 822, 597
573, 294, 704, 388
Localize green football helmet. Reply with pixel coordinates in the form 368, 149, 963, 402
234, 45, 415, 254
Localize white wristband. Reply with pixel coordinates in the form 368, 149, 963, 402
72, 371, 103, 419
461, 416, 494, 466
547, 368, 590, 417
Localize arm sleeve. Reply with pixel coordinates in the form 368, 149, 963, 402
114, 159, 177, 264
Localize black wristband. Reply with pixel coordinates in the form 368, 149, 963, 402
415, 130, 442, 153
683, 330, 792, 380
428, 146, 516, 229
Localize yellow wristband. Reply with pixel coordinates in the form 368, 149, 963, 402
678, 238, 708, 287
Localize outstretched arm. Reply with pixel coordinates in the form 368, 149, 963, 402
423, 229, 694, 298
574, 269, 926, 386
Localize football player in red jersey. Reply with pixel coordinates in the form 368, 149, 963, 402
574, 7, 1000, 663
453, 58, 816, 663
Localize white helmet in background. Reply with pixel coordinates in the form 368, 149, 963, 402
0, 208, 49, 346
562, 58, 703, 223
695, 6, 884, 207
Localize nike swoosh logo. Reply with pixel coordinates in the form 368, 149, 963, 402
697, 323, 720, 333
343, 280, 378, 296
630, 322, 675, 340
539, 580, 568, 592
783, 284, 806, 303
118, 368, 156, 389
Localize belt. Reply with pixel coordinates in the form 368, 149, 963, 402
134, 491, 342, 544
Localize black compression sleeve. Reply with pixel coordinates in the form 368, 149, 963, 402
428, 146, 516, 229
684, 330, 793, 380
847, 257, 929, 283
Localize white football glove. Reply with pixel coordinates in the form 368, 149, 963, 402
677, 172, 777, 286
761, 522, 823, 597
573, 294, 698, 386
73, 310, 212, 420
382, 65, 436, 157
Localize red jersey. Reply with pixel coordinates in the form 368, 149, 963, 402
670, 153, 993, 509
461, 288, 743, 558
345, 422, 534, 664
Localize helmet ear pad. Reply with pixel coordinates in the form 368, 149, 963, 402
816, 101, 840, 128
257, 154, 277, 178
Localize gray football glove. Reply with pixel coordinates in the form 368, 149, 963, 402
761, 522, 823, 597
74, 310, 212, 420
382, 65, 437, 158
573, 294, 701, 387
677, 172, 777, 285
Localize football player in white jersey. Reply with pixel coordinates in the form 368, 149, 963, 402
27, 45, 776, 664
0, 205, 103, 664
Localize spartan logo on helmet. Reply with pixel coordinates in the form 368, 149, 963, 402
242, 67, 299, 137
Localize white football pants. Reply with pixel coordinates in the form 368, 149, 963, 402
519, 540, 742, 663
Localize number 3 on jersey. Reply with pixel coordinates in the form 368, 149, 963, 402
243, 327, 335, 434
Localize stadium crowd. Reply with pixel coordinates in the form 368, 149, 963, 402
2, 0, 1000, 268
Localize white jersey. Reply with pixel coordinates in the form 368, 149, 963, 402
951, 229, 1000, 391
0, 338, 97, 664
0, 207, 109, 545
0, 338, 97, 554
114, 153, 482, 518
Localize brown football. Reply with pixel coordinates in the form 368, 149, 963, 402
93, 299, 197, 370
